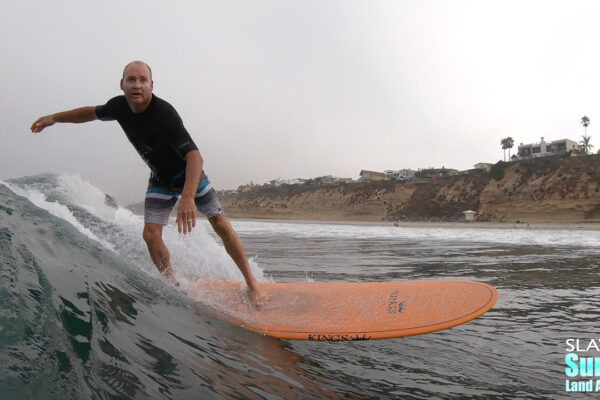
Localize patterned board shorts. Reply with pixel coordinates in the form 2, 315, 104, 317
144, 175, 224, 225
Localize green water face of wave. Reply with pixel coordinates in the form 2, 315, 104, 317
0, 183, 142, 399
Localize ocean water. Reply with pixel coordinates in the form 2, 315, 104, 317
1, 173, 600, 399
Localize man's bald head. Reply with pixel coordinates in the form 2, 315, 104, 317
120, 61, 154, 113
123, 61, 152, 79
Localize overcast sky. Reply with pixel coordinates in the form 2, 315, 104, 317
2, 0, 599, 204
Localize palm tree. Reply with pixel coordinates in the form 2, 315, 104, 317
581, 116, 590, 135
505, 137, 514, 160
500, 137, 514, 161
580, 135, 594, 154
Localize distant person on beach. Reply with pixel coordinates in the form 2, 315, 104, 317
30, 60, 265, 305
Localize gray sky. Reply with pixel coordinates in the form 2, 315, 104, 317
2, 0, 599, 204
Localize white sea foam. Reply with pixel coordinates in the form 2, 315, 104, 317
55, 174, 119, 221
3, 174, 266, 284
2, 178, 116, 251
230, 220, 600, 248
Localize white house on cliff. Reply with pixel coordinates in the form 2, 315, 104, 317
516, 137, 578, 160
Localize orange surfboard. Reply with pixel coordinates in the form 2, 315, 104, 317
188, 280, 498, 341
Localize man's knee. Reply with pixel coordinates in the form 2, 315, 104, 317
143, 224, 163, 244
210, 215, 233, 239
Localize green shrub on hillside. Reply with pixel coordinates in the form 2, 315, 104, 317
489, 161, 507, 181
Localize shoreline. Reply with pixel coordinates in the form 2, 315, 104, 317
228, 217, 600, 231
127, 207, 600, 231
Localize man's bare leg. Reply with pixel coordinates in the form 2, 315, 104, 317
208, 214, 265, 305
143, 223, 176, 283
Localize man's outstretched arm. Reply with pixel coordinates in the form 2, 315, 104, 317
31, 106, 98, 133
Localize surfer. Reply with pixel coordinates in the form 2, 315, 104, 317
30, 60, 265, 305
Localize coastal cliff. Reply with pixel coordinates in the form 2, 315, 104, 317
220, 154, 600, 223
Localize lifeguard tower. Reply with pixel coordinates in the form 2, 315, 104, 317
462, 210, 476, 221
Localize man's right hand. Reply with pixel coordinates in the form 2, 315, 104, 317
176, 196, 197, 235
31, 115, 55, 133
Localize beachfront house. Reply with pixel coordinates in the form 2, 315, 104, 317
267, 176, 351, 187
315, 175, 353, 185
287, 178, 308, 185
385, 169, 416, 181
415, 167, 459, 180
359, 170, 387, 182
516, 138, 578, 160
269, 177, 289, 187
474, 163, 494, 172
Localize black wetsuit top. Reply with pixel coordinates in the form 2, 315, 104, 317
95, 95, 198, 186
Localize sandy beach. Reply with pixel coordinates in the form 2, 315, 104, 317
229, 216, 600, 231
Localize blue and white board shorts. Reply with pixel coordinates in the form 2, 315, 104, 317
144, 175, 224, 225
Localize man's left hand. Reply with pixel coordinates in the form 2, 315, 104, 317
176, 196, 196, 234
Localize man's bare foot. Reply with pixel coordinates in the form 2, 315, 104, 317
161, 268, 178, 286
248, 283, 267, 308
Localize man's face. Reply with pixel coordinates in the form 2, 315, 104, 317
120, 63, 153, 111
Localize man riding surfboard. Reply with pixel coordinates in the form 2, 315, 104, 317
31, 61, 265, 305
